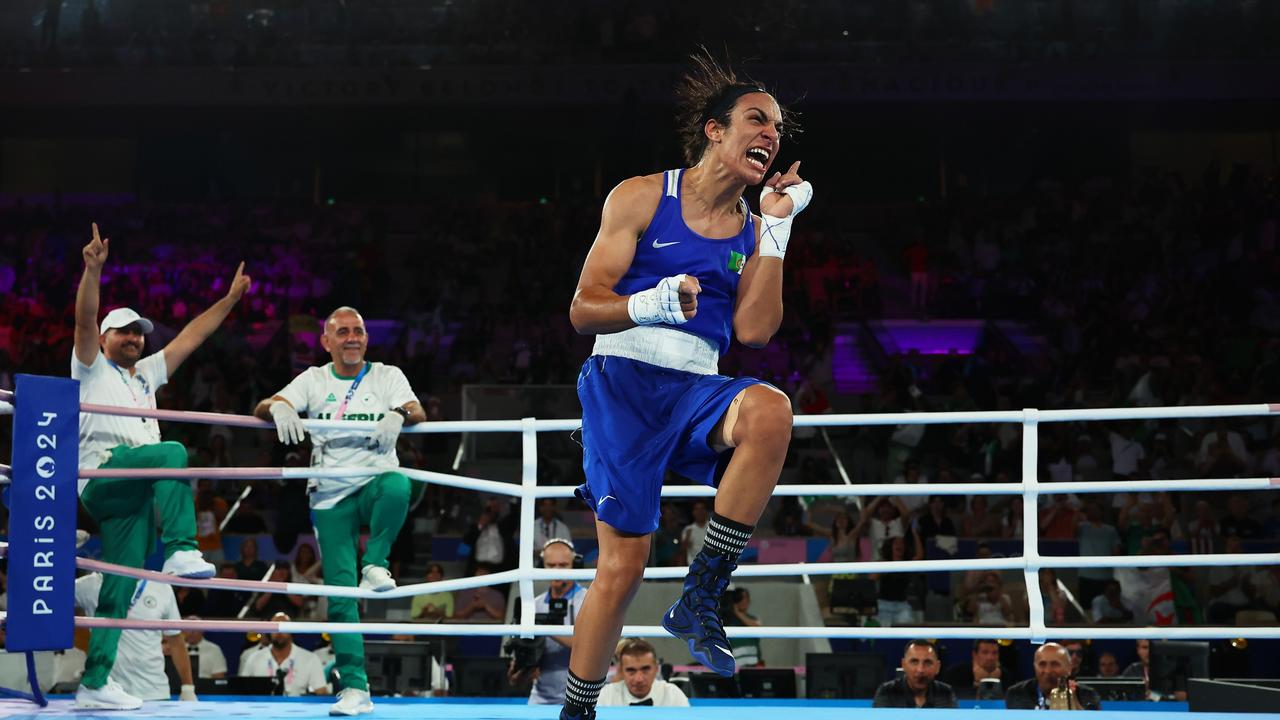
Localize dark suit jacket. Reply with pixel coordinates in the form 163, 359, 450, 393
1005, 678, 1102, 710
872, 677, 958, 708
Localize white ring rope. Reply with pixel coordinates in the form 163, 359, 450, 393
43, 394, 1280, 431
70, 466, 1280, 499
4, 386, 1279, 642
3, 541, 1272, 602
60, 617, 1280, 642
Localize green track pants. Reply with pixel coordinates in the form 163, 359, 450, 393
80, 441, 197, 689
312, 471, 411, 691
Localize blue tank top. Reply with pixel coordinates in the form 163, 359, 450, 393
614, 168, 756, 355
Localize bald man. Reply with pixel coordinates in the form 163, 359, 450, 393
1004, 643, 1101, 710
254, 306, 425, 716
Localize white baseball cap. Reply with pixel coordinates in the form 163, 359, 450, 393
99, 307, 154, 335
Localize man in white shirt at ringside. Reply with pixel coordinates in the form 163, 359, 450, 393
597, 638, 689, 707
182, 622, 228, 679
74, 573, 197, 703
238, 613, 329, 697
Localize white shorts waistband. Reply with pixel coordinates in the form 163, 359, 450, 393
591, 326, 719, 375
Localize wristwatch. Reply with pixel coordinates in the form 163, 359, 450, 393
391, 406, 411, 421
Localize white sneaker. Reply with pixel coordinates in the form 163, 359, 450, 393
359, 564, 396, 592
161, 549, 216, 579
329, 688, 374, 716
75, 678, 143, 710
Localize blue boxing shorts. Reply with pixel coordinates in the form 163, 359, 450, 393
574, 354, 768, 534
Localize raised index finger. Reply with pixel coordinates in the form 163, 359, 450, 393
234, 260, 245, 277
786, 160, 801, 177
91, 222, 101, 243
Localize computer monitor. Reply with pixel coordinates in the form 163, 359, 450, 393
689, 673, 740, 698
449, 656, 524, 697
365, 640, 434, 696
1075, 677, 1147, 701
806, 652, 885, 699
828, 578, 878, 616
738, 668, 797, 699
1149, 640, 1210, 696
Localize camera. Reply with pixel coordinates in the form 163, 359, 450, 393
541, 597, 569, 625
503, 636, 545, 674
504, 598, 570, 673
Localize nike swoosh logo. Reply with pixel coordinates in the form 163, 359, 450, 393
597, 495, 616, 508
652, 239, 680, 249
669, 608, 677, 619
714, 646, 734, 657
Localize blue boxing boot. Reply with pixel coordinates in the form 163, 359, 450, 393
662, 550, 737, 676
559, 706, 595, 720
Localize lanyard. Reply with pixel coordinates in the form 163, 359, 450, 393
271, 655, 295, 675
129, 580, 148, 610
106, 358, 141, 405
332, 363, 370, 420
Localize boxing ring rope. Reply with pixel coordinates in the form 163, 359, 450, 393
5, 389, 1280, 647
71, 465, 1280, 498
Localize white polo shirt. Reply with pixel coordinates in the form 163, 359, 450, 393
598, 678, 690, 707
188, 638, 228, 678
75, 573, 181, 701
275, 362, 417, 509
240, 644, 268, 672
71, 349, 169, 493
238, 644, 328, 696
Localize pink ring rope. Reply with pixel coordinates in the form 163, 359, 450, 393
80, 466, 284, 480
77, 557, 290, 594
76, 616, 285, 634
0, 543, 524, 601
81, 402, 274, 430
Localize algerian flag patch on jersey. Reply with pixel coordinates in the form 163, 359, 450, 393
728, 250, 746, 274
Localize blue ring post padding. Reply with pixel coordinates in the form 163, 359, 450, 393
1, 374, 78, 707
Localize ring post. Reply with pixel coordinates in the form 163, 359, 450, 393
518, 417, 538, 638
1021, 408, 1047, 644
4, 375, 79, 706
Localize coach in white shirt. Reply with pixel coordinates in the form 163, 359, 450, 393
72, 224, 250, 711
597, 638, 689, 707
74, 573, 196, 702
238, 613, 329, 697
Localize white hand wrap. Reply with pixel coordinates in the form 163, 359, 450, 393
759, 214, 793, 260
759, 180, 814, 260
179, 684, 198, 702
627, 273, 689, 326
